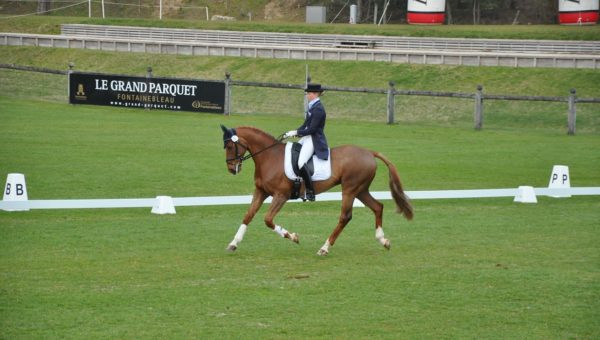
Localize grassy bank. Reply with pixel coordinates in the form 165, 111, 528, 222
2, 45, 599, 132
4, 46, 600, 96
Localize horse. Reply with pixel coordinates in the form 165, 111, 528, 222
221, 125, 413, 256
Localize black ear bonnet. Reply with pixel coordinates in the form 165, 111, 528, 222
220, 125, 237, 148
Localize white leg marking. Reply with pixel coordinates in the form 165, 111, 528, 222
274, 225, 288, 238
228, 223, 247, 250
375, 226, 385, 244
375, 226, 391, 250
317, 240, 331, 256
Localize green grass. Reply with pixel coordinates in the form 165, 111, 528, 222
1, 26, 599, 337
2, 15, 600, 40
1, 90, 599, 338
1, 198, 598, 338
1, 96, 599, 200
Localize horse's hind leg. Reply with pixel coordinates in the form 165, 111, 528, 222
318, 194, 354, 256
357, 191, 390, 250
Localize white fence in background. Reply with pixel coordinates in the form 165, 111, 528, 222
60, 24, 600, 55
2, 32, 599, 69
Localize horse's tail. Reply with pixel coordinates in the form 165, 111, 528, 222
373, 152, 414, 221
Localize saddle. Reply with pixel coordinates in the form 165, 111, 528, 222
284, 142, 331, 200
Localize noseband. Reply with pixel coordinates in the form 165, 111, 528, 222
224, 135, 254, 173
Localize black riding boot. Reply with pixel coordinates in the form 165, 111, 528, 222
300, 166, 315, 201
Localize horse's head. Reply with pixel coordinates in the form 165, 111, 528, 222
221, 125, 248, 175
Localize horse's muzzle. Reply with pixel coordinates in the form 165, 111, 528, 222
228, 162, 242, 175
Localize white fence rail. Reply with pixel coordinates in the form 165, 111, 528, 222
2, 187, 599, 211
61, 24, 600, 55
2, 32, 598, 69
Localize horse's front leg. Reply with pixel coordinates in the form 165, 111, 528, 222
265, 194, 299, 244
227, 189, 268, 251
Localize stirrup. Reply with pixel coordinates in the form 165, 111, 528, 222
290, 179, 302, 200
304, 189, 315, 202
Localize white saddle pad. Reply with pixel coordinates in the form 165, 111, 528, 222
284, 142, 332, 182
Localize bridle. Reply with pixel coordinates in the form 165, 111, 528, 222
223, 131, 285, 174
224, 134, 250, 173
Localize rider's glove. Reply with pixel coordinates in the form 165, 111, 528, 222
284, 130, 298, 138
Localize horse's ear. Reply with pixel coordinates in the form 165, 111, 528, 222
220, 124, 228, 133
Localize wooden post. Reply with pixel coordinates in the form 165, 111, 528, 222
145, 66, 152, 110
474, 85, 483, 130
374, 3, 378, 25
387, 80, 395, 124
304, 70, 311, 112
67, 62, 74, 103
224, 72, 231, 115
568, 88, 576, 135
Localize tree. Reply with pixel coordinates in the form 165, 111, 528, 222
446, 0, 557, 24
37, 0, 51, 15
472, 0, 480, 24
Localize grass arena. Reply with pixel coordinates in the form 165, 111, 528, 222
2, 20, 600, 339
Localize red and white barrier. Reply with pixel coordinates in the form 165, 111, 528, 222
559, 0, 599, 25
407, 0, 446, 25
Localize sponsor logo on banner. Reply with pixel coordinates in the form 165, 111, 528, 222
69, 72, 225, 114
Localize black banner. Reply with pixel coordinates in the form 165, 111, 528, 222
69, 72, 225, 114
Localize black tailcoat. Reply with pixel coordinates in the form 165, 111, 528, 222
296, 99, 329, 160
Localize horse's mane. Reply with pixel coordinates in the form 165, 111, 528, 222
238, 126, 278, 143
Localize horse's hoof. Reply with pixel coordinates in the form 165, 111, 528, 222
384, 239, 391, 250
226, 244, 237, 252
317, 248, 329, 256
290, 233, 300, 244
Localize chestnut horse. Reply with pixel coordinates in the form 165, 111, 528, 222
221, 125, 413, 256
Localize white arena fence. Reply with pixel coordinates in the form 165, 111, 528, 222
2, 187, 600, 211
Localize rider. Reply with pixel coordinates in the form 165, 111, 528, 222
284, 83, 329, 201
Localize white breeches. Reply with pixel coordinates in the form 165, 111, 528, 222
298, 135, 314, 168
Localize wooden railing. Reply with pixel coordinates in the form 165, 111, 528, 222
2, 63, 598, 135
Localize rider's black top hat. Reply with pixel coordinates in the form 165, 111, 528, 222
305, 83, 324, 93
